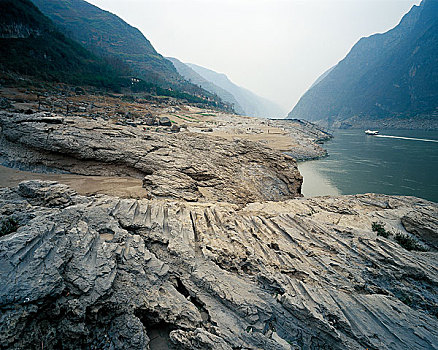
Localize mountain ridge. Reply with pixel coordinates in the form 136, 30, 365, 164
288, 0, 438, 128
0, 0, 125, 89
31, 0, 179, 88
30, 0, 226, 105
186, 62, 286, 118
167, 57, 245, 115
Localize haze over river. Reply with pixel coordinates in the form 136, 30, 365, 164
298, 129, 438, 203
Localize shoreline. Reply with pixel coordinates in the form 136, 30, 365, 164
0, 164, 147, 198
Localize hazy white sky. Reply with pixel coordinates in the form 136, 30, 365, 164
88, 0, 421, 112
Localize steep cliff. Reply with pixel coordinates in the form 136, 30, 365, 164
0, 0, 122, 88
288, 0, 438, 127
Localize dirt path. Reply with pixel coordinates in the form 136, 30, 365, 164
0, 165, 147, 198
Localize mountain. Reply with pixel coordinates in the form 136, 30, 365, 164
288, 0, 438, 127
0, 0, 124, 89
308, 66, 335, 90
30, 0, 213, 97
167, 57, 245, 115
187, 63, 286, 118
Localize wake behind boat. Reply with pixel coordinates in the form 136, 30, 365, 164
365, 129, 379, 135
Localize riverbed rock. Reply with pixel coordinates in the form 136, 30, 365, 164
145, 116, 158, 126
0, 97, 12, 110
269, 119, 332, 160
0, 182, 437, 349
159, 116, 172, 126
0, 112, 302, 205
170, 124, 180, 133
402, 206, 438, 250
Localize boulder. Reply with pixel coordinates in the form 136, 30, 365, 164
170, 124, 181, 133
159, 116, 172, 126
145, 116, 157, 126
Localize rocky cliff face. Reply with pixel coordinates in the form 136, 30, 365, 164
0, 112, 302, 205
288, 0, 438, 128
1, 181, 437, 349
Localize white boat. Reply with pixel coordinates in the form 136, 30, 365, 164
365, 129, 379, 135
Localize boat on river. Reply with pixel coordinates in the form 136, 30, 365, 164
365, 130, 379, 135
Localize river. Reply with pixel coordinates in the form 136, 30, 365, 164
298, 129, 438, 203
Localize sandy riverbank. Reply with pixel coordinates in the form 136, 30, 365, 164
0, 165, 147, 198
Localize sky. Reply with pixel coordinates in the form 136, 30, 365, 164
87, 0, 421, 112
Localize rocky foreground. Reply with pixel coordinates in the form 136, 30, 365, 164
0, 107, 437, 350
0, 181, 437, 349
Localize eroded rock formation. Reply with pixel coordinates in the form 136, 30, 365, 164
1, 181, 437, 349
0, 112, 302, 205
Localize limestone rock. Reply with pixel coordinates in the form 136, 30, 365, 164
0, 181, 437, 349
402, 205, 438, 250
269, 119, 332, 160
145, 116, 158, 126
159, 116, 172, 126
170, 124, 181, 133
0, 112, 302, 205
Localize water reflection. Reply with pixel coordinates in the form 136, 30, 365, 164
298, 161, 340, 197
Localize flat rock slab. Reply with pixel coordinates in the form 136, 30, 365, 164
1, 181, 437, 349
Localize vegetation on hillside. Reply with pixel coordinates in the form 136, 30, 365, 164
372, 222, 390, 238
30, 0, 229, 109
0, 0, 231, 109
0, 0, 128, 90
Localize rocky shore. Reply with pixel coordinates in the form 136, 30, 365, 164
0, 93, 437, 350
316, 114, 438, 131
269, 119, 332, 160
1, 181, 437, 349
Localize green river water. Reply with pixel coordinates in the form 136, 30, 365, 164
298, 129, 438, 203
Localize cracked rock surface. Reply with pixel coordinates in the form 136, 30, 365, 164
1, 181, 437, 349
0, 112, 302, 205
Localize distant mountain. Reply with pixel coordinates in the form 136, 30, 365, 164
30, 0, 213, 98
168, 57, 244, 115
288, 0, 438, 127
0, 0, 124, 88
308, 66, 335, 90
186, 63, 286, 118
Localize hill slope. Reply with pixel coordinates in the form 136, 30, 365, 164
187, 63, 286, 118
0, 0, 124, 88
168, 57, 245, 115
30, 0, 212, 97
288, 0, 438, 127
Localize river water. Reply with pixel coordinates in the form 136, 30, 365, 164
298, 129, 438, 203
